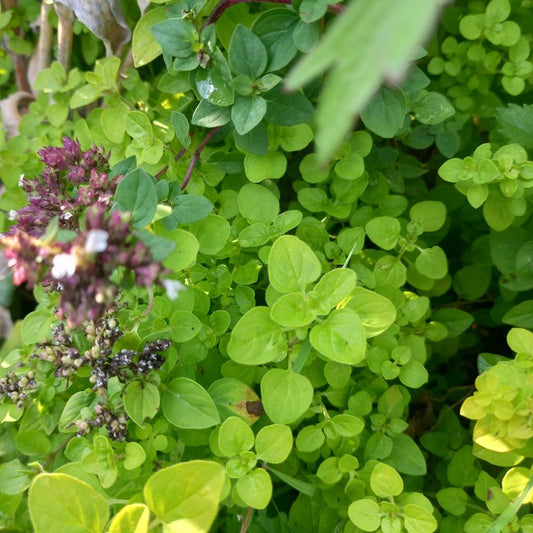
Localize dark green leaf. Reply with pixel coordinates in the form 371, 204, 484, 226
229, 25, 268, 78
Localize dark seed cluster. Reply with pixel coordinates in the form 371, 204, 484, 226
33, 312, 171, 441
34, 322, 86, 379
0, 371, 36, 408
89, 339, 171, 388
73, 404, 129, 442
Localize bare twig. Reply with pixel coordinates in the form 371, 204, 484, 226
55, 2, 74, 72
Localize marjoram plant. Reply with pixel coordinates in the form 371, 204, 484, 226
0, 0, 533, 531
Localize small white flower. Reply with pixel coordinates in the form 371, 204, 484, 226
18, 174, 24, 187
85, 230, 109, 253
162, 279, 186, 300
8, 210, 17, 221
63, 212, 73, 220
51, 253, 77, 279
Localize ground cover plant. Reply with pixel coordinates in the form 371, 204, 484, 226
1, 0, 533, 531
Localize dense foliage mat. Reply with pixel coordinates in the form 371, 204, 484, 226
1, 0, 533, 531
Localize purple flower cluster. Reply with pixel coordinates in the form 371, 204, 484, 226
15, 137, 117, 237
2, 138, 166, 326
45, 205, 165, 325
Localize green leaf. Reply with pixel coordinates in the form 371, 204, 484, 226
236, 468, 272, 510
171, 194, 214, 224
108, 503, 150, 533
169, 310, 201, 342
160, 229, 199, 271
59, 390, 94, 432
232, 96, 267, 135
345, 287, 397, 337
496, 104, 533, 149
279, 124, 314, 152
171, 112, 191, 147
228, 307, 287, 365
255, 424, 293, 464
436, 487, 468, 516
235, 122, 269, 155
310, 308, 366, 364
101, 106, 127, 144
432, 309, 473, 338
261, 369, 313, 424
299, 0, 328, 23
189, 214, 230, 255
447, 445, 479, 487
415, 246, 448, 279
132, 8, 166, 67
218, 416, 255, 457
365, 216, 401, 250
348, 499, 381, 531
81, 435, 117, 488
335, 152, 365, 180
29, 473, 109, 533
125, 111, 152, 139
314, 269, 357, 312
252, 9, 299, 71
483, 192, 515, 231
503, 300, 533, 328
386, 433, 427, 475
414, 92, 455, 124
331, 414, 365, 437
208, 378, 262, 423
399, 360, 429, 388
144, 461, 226, 532
270, 292, 316, 328
370, 462, 404, 498
453, 265, 491, 300
22, 310, 53, 345
124, 381, 160, 428
114, 168, 158, 229
409, 201, 447, 232
15, 430, 51, 456
229, 25, 268, 78
244, 151, 287, 182
296, 426, 325, 452
191, 100, 231, 127
360, 86, 407, 138
268, 235, 321, 293
238, 183, 279, 225
0, 459, 31, 495
162, 378, 220, 429
403, 504, 438, 533
195, 52, 234, 107
507, 327, 533, 354
124, 442, 146, 470
151, 18, 197, 58
264, 87, 314, 126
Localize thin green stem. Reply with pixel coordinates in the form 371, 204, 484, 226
107, 498, 130, 505
487, 476, 533, 533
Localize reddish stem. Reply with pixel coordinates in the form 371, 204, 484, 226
155, 146, 188, 180
180, 127, 220, 190
239, 507, 254, 533
202, 0, 344, 30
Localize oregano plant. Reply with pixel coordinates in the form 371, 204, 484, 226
1, 0, 533, 531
